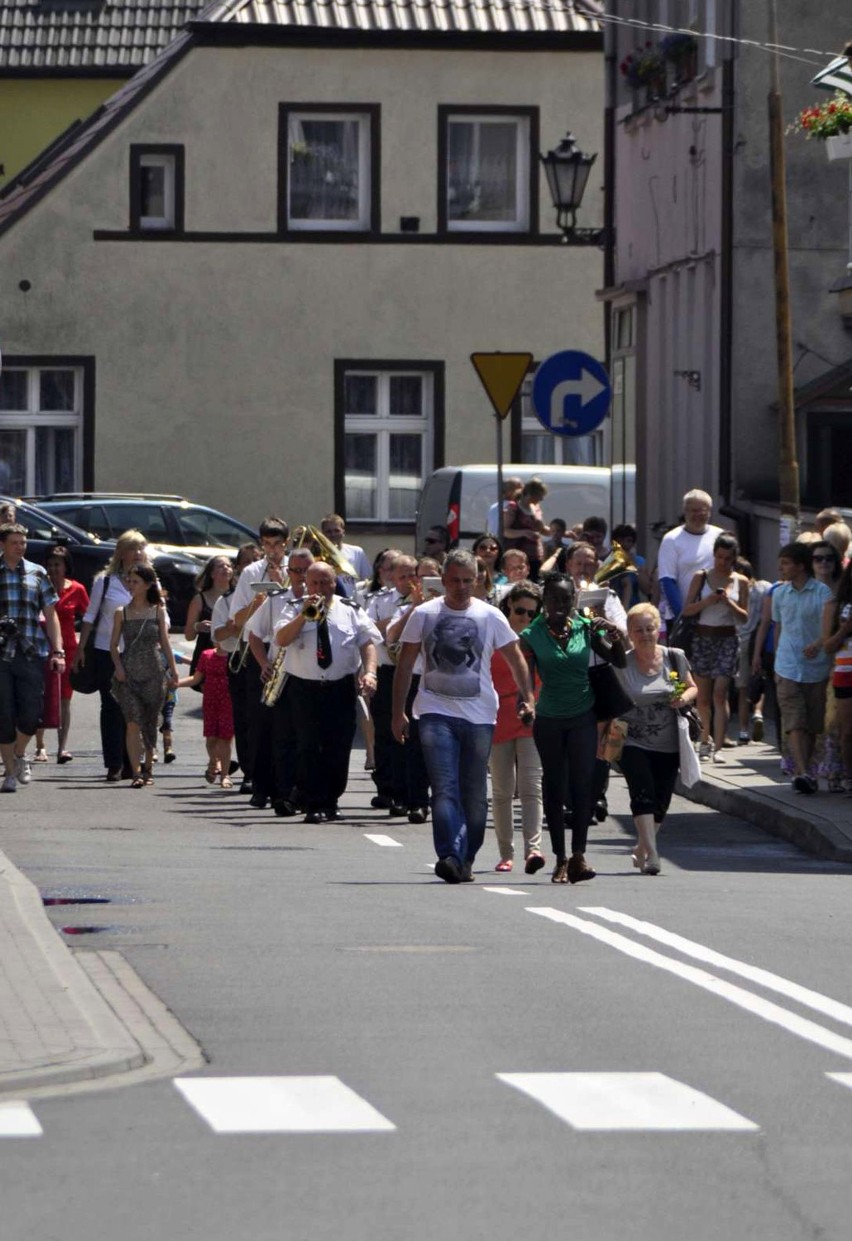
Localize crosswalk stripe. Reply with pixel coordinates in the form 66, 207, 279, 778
528, 907, 852, 1062
363, 834, 403, 848
0, 1102, 42, 1137
497, 1072, 759, 1132
173, 1076, 397, 1134
481, 886, 529, 896
580, 907, 852, 1028
825, 1073, 852, 1095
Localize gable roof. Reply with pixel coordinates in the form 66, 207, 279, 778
0, 1, 205, 73
198, 0, 602, 35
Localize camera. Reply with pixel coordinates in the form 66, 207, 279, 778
0, 616, 18, 652
841, 603, 852, 622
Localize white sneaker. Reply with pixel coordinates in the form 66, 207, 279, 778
1, 775, 17, 793
15, 755, 31, 785
698, 740, 713, 762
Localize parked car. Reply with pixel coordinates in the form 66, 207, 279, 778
32, 493, 258, 562
2, 496, 201, 625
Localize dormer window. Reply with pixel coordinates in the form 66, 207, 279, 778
130, 145, 184, 233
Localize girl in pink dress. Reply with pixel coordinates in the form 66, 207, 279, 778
178, 643, 235, 788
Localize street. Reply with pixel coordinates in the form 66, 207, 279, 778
1, 688, 852, 1241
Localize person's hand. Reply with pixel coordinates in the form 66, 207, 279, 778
407, 579, 424, 606
72, 647, 85, 672
259, 659, 274, 684
50, 653, 66, 673
166, 671, 179, 689
392, 711, 409, 744
359, 671, 377, 699
268, 562, 285, 583
803, 641, 821, 659
114, 666, 127, 683
517, 700, 536, 725
195, 619, 212, 634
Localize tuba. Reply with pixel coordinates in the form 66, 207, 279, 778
594, 540, 634, 586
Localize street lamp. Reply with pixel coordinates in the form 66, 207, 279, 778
539, 132, 603, 245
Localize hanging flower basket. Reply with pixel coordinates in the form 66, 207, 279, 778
826, 131, 852, 161
789, 92, 852, 154
660, 32, 699, 85
620, 43, 667, 100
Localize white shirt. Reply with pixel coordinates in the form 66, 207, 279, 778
390, 599, 424, 675
228, 557, 286, 619
367, 587, 401, 667
400, 596, 516, 725
342, 543, 372, 581
211, 593, 238, 654
275, 597, 381, 682
657, 523, 723, 619
486, 500, 512, 538
84, 573, 132, 650
245, 589, 301, 651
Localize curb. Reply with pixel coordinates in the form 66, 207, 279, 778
678, 775, 852, 864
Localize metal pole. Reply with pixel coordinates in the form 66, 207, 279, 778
496, 412, 504, 543
768, 0, 800, 543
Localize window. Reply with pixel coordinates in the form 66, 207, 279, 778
280, 106, 379, 233
514, 370, 604, 467
336, 363, 444, 523
0, 365, 85, 495
176, 508, 252, 548
102, 504, 169, 540
439, 108, 537, 234
130, 145, 184, 232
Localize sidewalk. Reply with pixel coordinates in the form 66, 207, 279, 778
679, 739, 852, 864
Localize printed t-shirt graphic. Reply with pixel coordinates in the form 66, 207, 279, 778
422, 611, 484, 698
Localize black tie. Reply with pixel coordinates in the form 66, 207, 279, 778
316, 617, 332, 669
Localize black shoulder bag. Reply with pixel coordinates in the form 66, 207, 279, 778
69, 575, 109, 695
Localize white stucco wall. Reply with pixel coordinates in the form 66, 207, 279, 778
0, 41, 605, 548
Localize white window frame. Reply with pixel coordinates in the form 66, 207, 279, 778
445, 113, 531, 233
0, 366, 83, 495
138, 153, 176, 230
518, 371, 604, 467
287, 111, 372, 232
343, 370, 434, 523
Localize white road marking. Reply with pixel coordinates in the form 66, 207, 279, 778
527, 908, 852, 1062
363, 834, 403, 848
174, 1076, 396, 1134
497, 1072, 758, 1132
0, 1102, 42, 1137
482, 886, 529, 896
581, 907, 852, 1028
826, 1073, 852, 1094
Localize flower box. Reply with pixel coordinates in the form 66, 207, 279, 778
826, 132, 852, 161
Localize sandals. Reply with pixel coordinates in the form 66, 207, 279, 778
495, 859, 513, 873
57, 752, 73, 764
221, 775, 234, 790
130, 774, 145, 789
205, 765, 218, 784
141, 766, 154, 786
551, 860, 569, 883
34, 748, 48, 763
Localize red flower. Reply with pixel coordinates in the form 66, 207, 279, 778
829, 103, 838, 114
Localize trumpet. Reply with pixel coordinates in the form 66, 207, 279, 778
594, 540, 634, 585
302, 594, 328, 624
261, 647, 289, 707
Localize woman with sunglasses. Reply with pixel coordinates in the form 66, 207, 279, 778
472, 535, 502, 597
489, 582, 545, 873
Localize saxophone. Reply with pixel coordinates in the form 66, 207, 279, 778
261, 647, 289, 707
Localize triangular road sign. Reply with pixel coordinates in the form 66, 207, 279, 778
470, 352, 533, 421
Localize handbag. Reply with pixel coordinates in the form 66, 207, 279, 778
588, 661, 634, 722
665, 646, 701, 742
69, 574, 109, 695
676, 713, 701, 787
667, 571, 706, 658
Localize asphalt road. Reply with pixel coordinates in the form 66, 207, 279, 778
2, 684, 852, 1241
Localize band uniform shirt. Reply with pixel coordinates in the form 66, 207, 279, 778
0, 556, 57, 659
211, 593, 239, 654
400, 596, 516, 725
228, 557, 284, 620
390, 600, 424, 675
245, 589, 301, 654
367, 587, 401, 667
274, 597, 381, 682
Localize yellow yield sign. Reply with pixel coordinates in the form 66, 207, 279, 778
470, 352, 533, 421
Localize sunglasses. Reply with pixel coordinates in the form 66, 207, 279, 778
512, 606, 538, 618
813, 554, 835, 563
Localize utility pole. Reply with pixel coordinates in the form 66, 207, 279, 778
768, 0, 799, 542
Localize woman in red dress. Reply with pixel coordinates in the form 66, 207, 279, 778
35, 546, 90, 763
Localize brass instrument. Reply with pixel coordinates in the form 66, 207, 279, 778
261, 647, 289, 706
301, 595, 328, 624
594, 540, 634, 585
291, 525, 358, 580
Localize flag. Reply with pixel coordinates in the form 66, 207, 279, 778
812, 55, 852, 97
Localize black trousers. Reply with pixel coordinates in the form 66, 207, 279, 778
370, 665, 396, 797
287, 675, 357, 812
0, 649, 45, 744
227, 659, 250, 777
532, 710, 598, 860
391, 674, 430, 809
93, 647, 127, 772
245, 657, 275, 799
271, 678, 297, 804
618, 746, 680, 823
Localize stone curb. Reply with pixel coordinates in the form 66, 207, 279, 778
0, 849, 147, 1095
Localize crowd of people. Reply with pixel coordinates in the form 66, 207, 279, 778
1, 484, 850, 884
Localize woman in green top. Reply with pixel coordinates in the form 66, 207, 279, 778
521, 574, 625, 883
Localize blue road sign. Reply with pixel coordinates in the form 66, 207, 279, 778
531, 350, 611, 438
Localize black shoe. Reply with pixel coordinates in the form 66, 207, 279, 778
460, 861, 475, 883
273, 799, 298, 817
594, 798, 608, 823
371, 794, 393, 809
121, 762, 133, 780
434, 856, 462, 884
239, 779, 253, 795
388, 803, 407, 817
249, 793, 269, 809
408, 807, 429, 824
324, 807, 344, 821
229, 761, 240, 775
304, 810, 323, 824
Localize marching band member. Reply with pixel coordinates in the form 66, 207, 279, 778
274, 562, 381, 823
366, 553, 402, 811
245, 548, 313, 816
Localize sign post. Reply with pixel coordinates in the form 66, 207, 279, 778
470, 352, 533, 539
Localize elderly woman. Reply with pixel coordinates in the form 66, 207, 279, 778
489, 581, 545, 873
521, 573, 625, 883
73, 529, 151, 781
617, 604, 698, 875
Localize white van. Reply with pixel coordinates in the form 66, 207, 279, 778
416, 464, 635, 550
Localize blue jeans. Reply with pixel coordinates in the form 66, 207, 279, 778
418, 713, 494, 865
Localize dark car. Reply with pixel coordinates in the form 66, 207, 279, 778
2, 496, 201, 625
33, 493, 257, 562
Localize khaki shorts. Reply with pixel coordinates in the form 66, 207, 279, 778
775, 676, 827, 735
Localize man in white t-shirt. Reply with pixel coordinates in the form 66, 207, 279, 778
392, 550, 535, 884
657, 489, 723, 622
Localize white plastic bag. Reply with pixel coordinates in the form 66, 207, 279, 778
676, 713, 701, 788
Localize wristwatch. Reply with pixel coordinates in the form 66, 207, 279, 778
52, 650, 66, 657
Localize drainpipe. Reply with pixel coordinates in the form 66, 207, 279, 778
719, 47, 734, 507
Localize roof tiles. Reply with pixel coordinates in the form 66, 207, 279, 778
212, 0, 602, 34
0, 1, 205, 70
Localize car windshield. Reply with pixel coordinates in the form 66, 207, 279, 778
14, 503, 99, 545
176, 508, 252, 548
